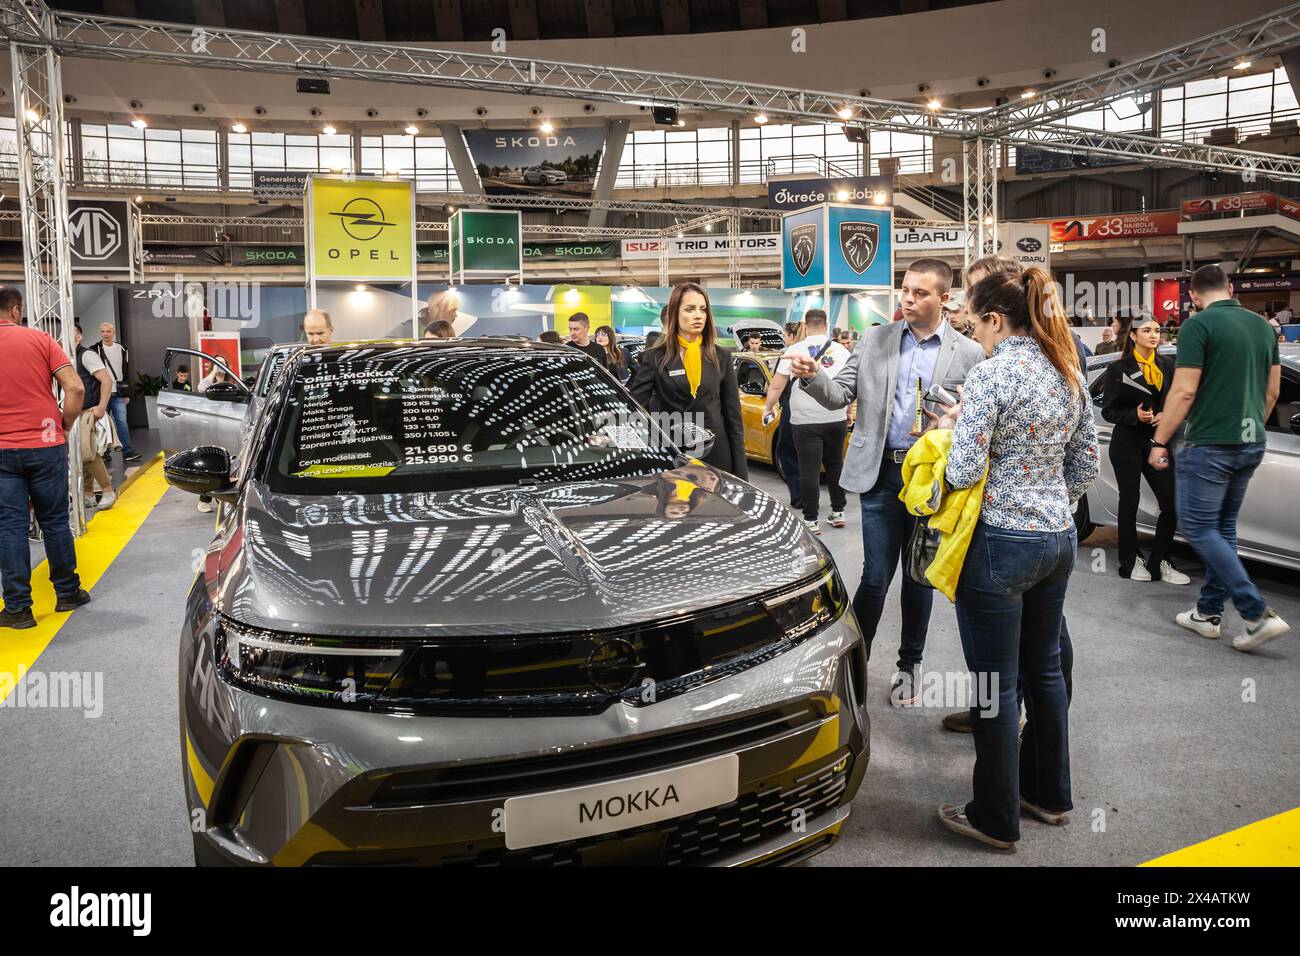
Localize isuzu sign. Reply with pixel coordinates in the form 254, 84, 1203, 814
68, 200, 133, 272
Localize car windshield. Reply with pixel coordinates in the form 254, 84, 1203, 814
266, 345, 680, 493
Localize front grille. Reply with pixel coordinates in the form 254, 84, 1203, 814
437, 759, 850, 867
366, 704, 821, 808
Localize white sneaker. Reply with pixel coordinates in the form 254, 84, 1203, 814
1158, 561, 1190, 585
803, 518, 821, 536
1129, 563, 1152, 582
1233, 609, 1290, 653
828, 511, 846, 527
1176, 608, 1222, 639
83, 494, 96, 511
196, 498, 215, 514
97, 491, 116, 511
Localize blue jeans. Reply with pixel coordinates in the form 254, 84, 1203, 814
0, 444, 81, 611
1175, 443, 1267, 621
108, 394, 136, 456
955, 522, 1075, 843
853, 458, 933, 670
775, 419, 802, 509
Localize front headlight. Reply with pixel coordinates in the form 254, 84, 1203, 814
215, 615, 405, 706
762, 567, 847, 641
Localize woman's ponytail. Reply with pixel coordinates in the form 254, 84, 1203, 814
1021, 267, 1082, 396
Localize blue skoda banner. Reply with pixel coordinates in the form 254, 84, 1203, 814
768, 174, 893, 211
781, 206, 825, 291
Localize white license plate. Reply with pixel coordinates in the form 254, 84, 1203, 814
503, 753, 740, 851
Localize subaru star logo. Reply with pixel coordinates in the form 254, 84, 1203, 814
791, 224, 817, 276
331, 197, 395, 241
1016, 237, 1042, 253
839, 221, 879, 275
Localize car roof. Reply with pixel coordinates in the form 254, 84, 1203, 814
291, 337, 573, 360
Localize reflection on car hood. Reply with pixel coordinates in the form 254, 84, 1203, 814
214, 470, 825, 637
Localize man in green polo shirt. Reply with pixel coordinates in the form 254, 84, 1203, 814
1149, 264, 1288, 652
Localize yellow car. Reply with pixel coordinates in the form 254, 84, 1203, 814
732, 351, 853, 468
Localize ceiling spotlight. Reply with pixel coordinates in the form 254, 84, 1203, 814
322, 124, 337, 136
355, 284, 366, 293
1234, 60, 1252, 70
444, 204, 455, 214
926, 98, 941, 111
836, 189, 849, 201
131, 117, 147, 129
704, 223, 713, 231
24, 108, 40, 124
539, 120, 554, 133
134, 194, 143, 202
404, 124, 418, 135
872, 191, 887, 204
837, 107, 854, 120
753, 113, 769, 124
1021, 90, 1036, 99
676, 118, 686, 127
676, 231, 683, 238
231, 121, 247, 133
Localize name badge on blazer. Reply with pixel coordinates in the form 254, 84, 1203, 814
669, 368, 687, 377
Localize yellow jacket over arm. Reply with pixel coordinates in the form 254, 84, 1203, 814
898, 429, 987, 602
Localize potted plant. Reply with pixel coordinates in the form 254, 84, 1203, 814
133, 372, 163, 430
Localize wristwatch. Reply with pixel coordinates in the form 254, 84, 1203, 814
1150, 439, 1168, 449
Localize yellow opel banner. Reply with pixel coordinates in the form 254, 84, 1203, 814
309, 177, 414, 280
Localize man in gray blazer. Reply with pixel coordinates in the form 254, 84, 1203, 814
791, 258, 984, 707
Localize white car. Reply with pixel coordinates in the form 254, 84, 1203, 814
523, 166, 567, 185
1079, 345, 1300, 570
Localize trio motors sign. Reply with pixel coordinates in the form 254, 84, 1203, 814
69, 199, 134, 272
308, 177, 415, 281
448, 208, 523, 283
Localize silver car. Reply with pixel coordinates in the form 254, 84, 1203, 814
163, 339, 869, 866
1080, 345, 1300, 570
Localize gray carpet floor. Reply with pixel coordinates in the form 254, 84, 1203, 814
1, 465, 1295, 866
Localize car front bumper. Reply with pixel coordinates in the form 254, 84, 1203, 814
183, 613, 869, 867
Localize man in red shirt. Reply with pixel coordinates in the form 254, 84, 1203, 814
0, 287, 90, 629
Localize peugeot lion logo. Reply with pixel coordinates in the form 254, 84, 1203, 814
1016, 237, 1042, 253
839, 221, 879, 275
331, 197, 395, 241
791, 224, 817, 276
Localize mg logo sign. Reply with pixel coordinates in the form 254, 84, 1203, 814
69, 207, 123, 261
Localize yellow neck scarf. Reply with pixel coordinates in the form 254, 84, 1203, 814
678, 336, 702, 398
1134, 348, 1163, 391
671, 479, 697, 504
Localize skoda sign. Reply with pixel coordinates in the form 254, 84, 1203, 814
449, 208, 523, 281
69, 200, 133, 272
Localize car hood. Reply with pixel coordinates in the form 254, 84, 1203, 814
211, 469, 827, 637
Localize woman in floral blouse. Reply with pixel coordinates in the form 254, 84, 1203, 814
933, 267, 1100, 850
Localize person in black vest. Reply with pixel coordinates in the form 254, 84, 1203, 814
1100, 314, 1188, 584
74, 324, 117, 511
630, 282, 747, 479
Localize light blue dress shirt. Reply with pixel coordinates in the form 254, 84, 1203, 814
885, 320, 947, 450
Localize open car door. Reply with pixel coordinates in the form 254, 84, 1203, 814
157, 347, 251, 455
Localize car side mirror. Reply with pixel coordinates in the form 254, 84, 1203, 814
1291, 412, 1300, 436
680, 422, 716, 459
739, 381, 766, 397
164, 446, 236, 500
204, 380, 250, 404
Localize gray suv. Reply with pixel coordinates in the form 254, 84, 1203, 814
165, 339, 869, 866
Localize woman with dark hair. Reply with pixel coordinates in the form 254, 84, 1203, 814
630, 282, 748, 478
594, 326, 631, 384
931, 267, 1099, 850
1100, 315, 1187, 584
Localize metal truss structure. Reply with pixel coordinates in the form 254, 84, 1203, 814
962, 139, 998, 274
6, 3, 85, 534
980, 3, 1300, 136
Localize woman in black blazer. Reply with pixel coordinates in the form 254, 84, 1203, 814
1100, 315, 1187, 584
630, 282, 748, 479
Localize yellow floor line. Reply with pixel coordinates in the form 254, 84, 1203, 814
1142, 806, 1300, 866
0, 458, 170, 702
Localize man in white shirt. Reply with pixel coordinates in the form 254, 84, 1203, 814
1276, 304, 1292, 325
763, 308, 851, 534
94, 322, 141, 463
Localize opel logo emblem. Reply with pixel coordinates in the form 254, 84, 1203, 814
585, 638, 642, 694
331, 197, 395, 242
